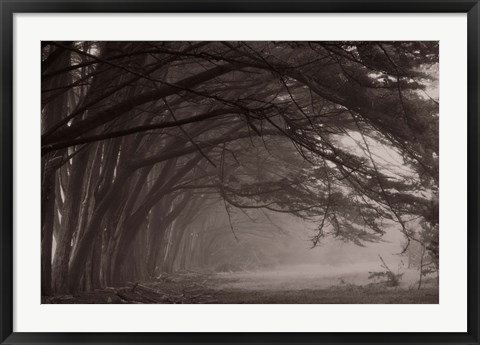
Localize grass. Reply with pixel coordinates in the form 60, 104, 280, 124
208, 284, 439, 304
43, 270, 439, 304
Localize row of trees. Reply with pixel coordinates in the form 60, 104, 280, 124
41, 41, 439, 295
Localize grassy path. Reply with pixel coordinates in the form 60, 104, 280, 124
43, 269, 439, 304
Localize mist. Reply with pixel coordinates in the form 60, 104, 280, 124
42, 41, 439, 304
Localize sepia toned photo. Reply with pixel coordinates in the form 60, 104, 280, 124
41, 41, 439, 304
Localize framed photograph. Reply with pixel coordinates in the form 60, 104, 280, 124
1, 1, 479, 344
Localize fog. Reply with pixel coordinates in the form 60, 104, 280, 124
189, 209, 427, 292
41, 41, 439, 303
214, 263, 421, 291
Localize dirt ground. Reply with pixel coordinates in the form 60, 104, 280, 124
43, 269, 439, 304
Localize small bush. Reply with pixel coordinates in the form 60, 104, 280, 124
368, 270, 403, 287
368, 255, 403, 287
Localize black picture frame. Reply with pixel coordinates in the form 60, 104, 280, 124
1, 1, 479, 344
